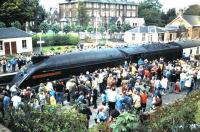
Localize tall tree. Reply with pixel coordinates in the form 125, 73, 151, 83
121, 23, 132, 32
184, 4, 200, 16
51, 24, 61, 34
98, 26, 106, 34
138, 0, 163, 26
0, 0, 46, 30
161, 8, 177, 26
39, 22, 49, 33
77, 1, 90, 26
63, 24, 72, 34
11, 21, 22, 29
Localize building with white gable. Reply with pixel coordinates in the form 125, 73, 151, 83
0, 27, 32, 56
124, 26, 165, 44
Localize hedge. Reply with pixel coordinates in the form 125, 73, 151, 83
145, 89, 200, 131
2, 104, 87, 132
32, 33, 80, 47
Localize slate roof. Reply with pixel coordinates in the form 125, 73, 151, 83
182, 15, 200, 26
127, 26, 165, 33
60, 0, 136, 5
0, 27, 31, 39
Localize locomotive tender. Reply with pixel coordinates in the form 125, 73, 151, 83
11, 40, 200, 88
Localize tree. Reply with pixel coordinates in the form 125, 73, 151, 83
63, 24, 71, 34
31, 5, 47, 32
0, 21, 6, 28
122, 23, 132, 32
138, 0, 163, 26
74, 25, 82, 32
0, 0, 46, 30
98, 26, 106, 34
11, 21, 22, 29
184, 4, 200, 16
109, 24, 118, 33
39, 22, 49, 33
161, 8, 177, 26
77, 1, 90, 26
51, 24, 61, 34
86, 26, 93, 33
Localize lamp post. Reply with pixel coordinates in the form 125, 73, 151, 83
95, 11, 100, 47
37, 31, 45, 55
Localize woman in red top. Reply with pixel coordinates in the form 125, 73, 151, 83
175, 79, 180, 94
140, 90, 148, 112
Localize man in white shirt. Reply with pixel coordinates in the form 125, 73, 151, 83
160, 77, 168, 95
185, 75, 193, 95
106, 87, 118, 115
11, 93, 22, 109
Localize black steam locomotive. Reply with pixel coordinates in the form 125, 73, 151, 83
11, 40, 200, 88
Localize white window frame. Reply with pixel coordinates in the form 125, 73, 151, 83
22, 40, 27, 49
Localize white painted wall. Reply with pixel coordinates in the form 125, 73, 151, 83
183, 46, 200, 57
124, 18, 145, 27
0, 37, 32, 56
124, 32, 161, 44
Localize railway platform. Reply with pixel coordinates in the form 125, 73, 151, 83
0, 72, 17, 86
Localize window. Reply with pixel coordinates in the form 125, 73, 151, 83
127, 5, 131, 9
22, 40, 27, 49
142, 33, 145, 41
127, 11, 131, 17
110, 11, 115, 17
133, 23, 137, 27
101, 4, 105, 8
0, 41, 3, 50
132, 12, 136, 17
93, 3, 99, 8
106, 4, 109, 9
86, 3, 92, 8
132, 6, 136, 10
110, 5, 115, 9
132, 33, 135, 40
88, 11, 92, 16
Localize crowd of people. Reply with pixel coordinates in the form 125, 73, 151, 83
0, 57, 200, 128
0, 54, 32, 73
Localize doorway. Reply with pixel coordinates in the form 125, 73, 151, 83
4, 42, 10, 55
11, 41, 17, 54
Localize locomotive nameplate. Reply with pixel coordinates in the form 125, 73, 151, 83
32, 71, 62, 79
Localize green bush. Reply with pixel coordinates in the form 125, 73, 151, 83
50, 47, 55, 51
110, 112, 140, 132
66, 33, 80, 45
3, 104, 87, 132
57, 47, 61, 50
145, 90, 200, 131
32, 34, 80, 47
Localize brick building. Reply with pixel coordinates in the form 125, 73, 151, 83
59, 0, 138, 28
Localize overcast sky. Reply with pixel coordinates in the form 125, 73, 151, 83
39, 0, 200, 12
